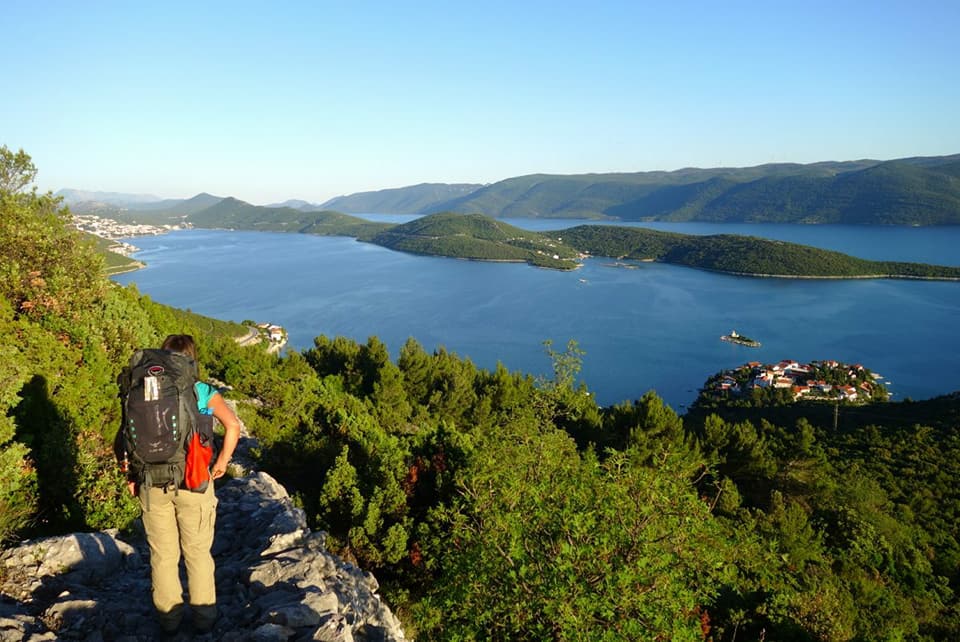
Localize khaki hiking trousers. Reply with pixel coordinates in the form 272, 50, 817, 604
139, 482, 218, 632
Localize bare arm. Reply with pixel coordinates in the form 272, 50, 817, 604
208, 393, 241, 480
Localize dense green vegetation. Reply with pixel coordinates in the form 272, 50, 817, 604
82, 232, 143, 275
369, 212, 581, 269
6, 146, 960, 639
425, 156, 960, 224
320, 183, 482, 215
558, 224, 960, 278
234, 329, 960, 640
186, 197, 393, 238
0, 147, 248, 545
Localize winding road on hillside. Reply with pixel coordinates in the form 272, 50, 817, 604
235, 325, 260, 346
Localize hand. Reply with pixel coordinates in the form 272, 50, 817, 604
127, 480, 138, 497
211, 456, 229, 480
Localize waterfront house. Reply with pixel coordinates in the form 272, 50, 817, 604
839, 385, 858, 401
774, 376, 793, 389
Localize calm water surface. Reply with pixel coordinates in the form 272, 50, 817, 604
115, 222, 960, 410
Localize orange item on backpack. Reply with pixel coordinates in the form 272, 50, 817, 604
184, 431, 213, 491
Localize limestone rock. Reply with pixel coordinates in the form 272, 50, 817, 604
0, 430, 408, 641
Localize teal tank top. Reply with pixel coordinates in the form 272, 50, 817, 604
194, 381, 219, 415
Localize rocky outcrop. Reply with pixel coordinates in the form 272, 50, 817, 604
0, 428, 407, 641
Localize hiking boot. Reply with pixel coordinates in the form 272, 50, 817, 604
192, 603, 217, 634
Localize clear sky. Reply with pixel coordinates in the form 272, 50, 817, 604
3, 0, 958, 204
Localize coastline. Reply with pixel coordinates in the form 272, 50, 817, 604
108, 228, 960, 408
91, 218, 958, 281
104, 260, 145, 276
399, 251, 582, 271
721, 270, 960, 281
606, 260, 960, 282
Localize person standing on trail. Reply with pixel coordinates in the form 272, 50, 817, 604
119, 334, 241, 634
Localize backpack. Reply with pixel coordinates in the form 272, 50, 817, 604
119, 349, 214, 496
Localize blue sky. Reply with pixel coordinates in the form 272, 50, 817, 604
3, 0, 958, 204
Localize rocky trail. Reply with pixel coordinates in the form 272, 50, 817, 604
1, 426, 407, 642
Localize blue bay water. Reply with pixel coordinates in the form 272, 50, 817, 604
114, 222, 960, 411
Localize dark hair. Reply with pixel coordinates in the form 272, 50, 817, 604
161, 334, 197, 360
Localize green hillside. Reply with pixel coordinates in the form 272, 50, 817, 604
186, 197, 392, 237
417, 155, 960, 224
320, 182, 482, 214
82, 232, 143, 275
558, 224, 960, 278
368, 212, 581, 269
109, 193, 226, 225
682, 161, 960, 224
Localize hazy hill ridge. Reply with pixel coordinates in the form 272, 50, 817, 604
266, 198, 322, 210
321, 154, 960, 224
424, 155, 960, 223
64, 153, 960, 225
320, 182, 483, 214
60, 190, 226, 220
187, 197, 394, 239
56, 188, 165, 205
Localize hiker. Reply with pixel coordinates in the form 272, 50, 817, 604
120, 334, 241, 634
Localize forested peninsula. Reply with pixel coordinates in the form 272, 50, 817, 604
555, 223, 960, 279
10, 146, 960, 640
371, 214, 960, 278
102, 201, 960, 279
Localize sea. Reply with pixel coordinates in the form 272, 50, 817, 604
114, 219, 960, 412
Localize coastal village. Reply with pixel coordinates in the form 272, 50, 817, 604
71, 213, 188, 256
71, 213, 187, 240
708, 358, 888, 404
73, 214, 289, 355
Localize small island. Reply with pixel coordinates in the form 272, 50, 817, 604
721, 330, 761, 347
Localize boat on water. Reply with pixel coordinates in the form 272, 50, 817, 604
720, 330, 761, 347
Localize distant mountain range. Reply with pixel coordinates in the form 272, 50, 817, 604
56, 188, 165, 205
265, 199, 322, 210
58, 153, 960, 225
59, 190, 224, 218
319, 183, 483, 214
420, 155, 960, 224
